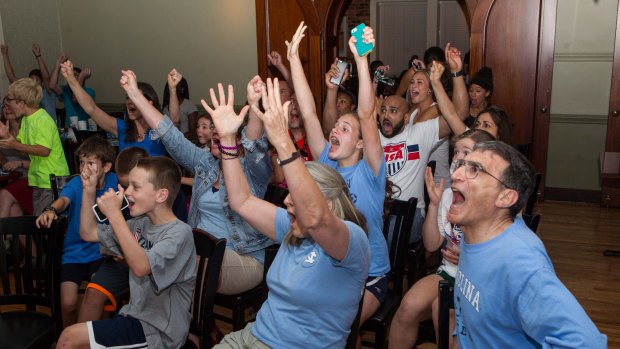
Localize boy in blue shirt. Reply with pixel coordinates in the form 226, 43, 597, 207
35, 135, 117, 328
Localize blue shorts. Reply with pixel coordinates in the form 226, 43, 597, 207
366, 275, 388, 304
87, 258, 130, 312
87, 314, 147, 348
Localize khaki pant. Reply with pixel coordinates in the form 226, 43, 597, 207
32, 187, 54, 216
217, 249, 264, 295
213, 322, 271, 349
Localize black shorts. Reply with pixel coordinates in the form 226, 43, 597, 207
87, 258, 130, 312
60, 259, 104, 285
365, 275, 388, 304
88, 314, 147, 348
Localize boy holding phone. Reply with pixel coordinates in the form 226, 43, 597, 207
35, 135, 117, 328
58, 156, 196, 348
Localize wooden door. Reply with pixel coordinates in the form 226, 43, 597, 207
468, 0, 556, 196
255, 0, 352, 119
606, 2, 620, 152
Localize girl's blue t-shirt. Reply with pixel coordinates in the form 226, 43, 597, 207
116, 118, 168, 156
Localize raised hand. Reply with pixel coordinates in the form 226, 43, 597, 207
429, 61, 445, 83
96, 186, 125, 220
119, 69, 140, 95
80, 160, 99, 193
167, 69, 182, 89
201, 84, 250, 140
267, 51, 283, 67
60, 60, 75, 81
412, 58, 425, 71
325, 58, 349, 89
444, 43, 463, 73
348, 25, 375, 59
246, 75, 265, 107
251, 78, 291, 149
56, 53, 68, 66
78, 67, 92, 81
32, 43, 41, 57
424, 166, 445, 207
286, 22, 307, 61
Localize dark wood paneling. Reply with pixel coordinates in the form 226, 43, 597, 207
544, 187, 601, 204
484, 1, 540, 146
606, 2, 620, 152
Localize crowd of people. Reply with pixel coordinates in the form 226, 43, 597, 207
0, 21, 607, 349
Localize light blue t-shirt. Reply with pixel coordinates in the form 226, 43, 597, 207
60, 171, 118, 264
40, 88, 57, 122
455, 217, 607, 348
116, 118, 168, 156
318, 144, 390, 277
252, 208, 369, 349
197, 186, 264, 263
61, 85, 95, 127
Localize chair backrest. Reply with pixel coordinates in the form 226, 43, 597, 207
437, 279, 451, 349
263, 184, 288, 208
0, 215, 67, 339
522, 212, 542, 235
525, 172, 542, 215
382, 197, 418, 295
50, 174, 80, 200
189, 228, 226, 349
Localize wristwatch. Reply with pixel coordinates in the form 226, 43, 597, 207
451, 70, 464, 78
43, 206, 58, 215
277, 151, 301, 166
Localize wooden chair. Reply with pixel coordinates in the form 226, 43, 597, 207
50, 174, 80, 201
523, 212, 542, 234
360, 197, 418, 349
0, 215, 67, 349
183, 229, 227, 349
212, 184, 287, 330
436, 280, 452, 349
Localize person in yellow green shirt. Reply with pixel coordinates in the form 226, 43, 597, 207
0, 77, 69, 215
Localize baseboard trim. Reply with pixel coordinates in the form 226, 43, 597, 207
544, 187, 600, 203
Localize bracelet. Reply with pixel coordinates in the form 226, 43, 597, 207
218, 143, 241, 150
277, 151, 300, 166
451, 70, 464, 78
35, 55, 41, 58
218, 145, 241, 158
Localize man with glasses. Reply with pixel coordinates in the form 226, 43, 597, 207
451, 141, 606, 348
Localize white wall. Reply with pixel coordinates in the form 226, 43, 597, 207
547, 0, 618, 190
0, 0, 258, 105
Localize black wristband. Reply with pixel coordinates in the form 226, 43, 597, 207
451, 70, 464, 78
277, 151, 301, 166
35, 55, 41, 58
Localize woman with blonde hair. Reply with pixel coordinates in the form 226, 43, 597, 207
209, 77, 370, 349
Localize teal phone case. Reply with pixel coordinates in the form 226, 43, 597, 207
350, 23, 374, 56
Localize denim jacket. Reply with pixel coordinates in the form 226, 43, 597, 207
151, 116, 274, 255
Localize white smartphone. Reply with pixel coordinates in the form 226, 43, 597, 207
330, 60, 349, 85
92, 192, 130, 222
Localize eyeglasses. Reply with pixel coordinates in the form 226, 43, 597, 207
451, 159, 514, 190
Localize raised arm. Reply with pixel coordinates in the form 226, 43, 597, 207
79, 163, 101, 242
203, 82, 278, 239
394, 58, 424, 97
32, 44, 51, 90
245, 75, 266, 140
430, 61, 466, 139
60, 60, 118, 134
120, 70, 165, 131
1, 44, 18, 83
445, 43, 469, 119
255, 78, 351, 260
287, 22, 327, 159
322, 58, 349, 135
350, 26, 383, 175
422, 167, 446, 252
167, 69, 182, 127
48, 53, 67, 95
267, 51, 292, 85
